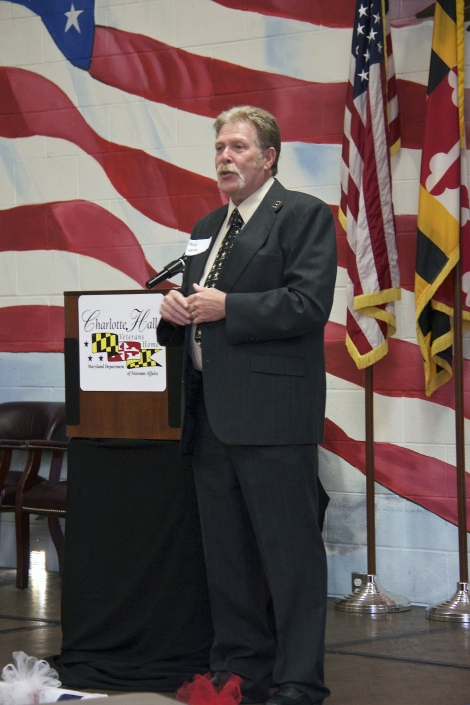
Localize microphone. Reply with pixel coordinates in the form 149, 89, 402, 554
145, 255, 187, 289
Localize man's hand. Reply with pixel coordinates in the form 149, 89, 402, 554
187, 284, 226, 324
159, 289, 192, 326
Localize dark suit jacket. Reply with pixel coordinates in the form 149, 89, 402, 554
158, 179, 337, 448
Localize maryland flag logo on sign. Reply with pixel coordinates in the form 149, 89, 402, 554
91, 333, 119, 354
126, 349, 162, 368
415, 0, 470, 396
108, 342, 141, 362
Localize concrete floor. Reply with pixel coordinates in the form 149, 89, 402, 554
0, 568, 469, 705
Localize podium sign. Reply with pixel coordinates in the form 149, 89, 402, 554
64, 290, 182, 440
78, 293, 166, 392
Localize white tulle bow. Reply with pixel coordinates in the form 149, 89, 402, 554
0, 652, 107, 704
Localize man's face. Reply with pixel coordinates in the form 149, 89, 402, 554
215, 121, 275, 205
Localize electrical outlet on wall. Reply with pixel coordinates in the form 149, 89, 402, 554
351, 572, 368, 593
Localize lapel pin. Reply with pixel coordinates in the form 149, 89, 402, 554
272, 200, 283, 211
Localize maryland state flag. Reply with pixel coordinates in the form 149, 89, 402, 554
126, 349, 162, 368
91, 333, 119, 354
415, 0, 470, 396
108, 341, 141, 362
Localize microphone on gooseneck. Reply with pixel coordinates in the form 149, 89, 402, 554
145, 255, 187, 289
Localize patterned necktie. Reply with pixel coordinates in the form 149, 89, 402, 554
195, 207, 244, 346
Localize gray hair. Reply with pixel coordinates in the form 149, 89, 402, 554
214, 106, 281, 176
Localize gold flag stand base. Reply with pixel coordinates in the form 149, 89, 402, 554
334, 574, 411, 614
425, 582, 470, 622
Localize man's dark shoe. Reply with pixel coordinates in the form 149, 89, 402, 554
211, 671, 232, 692
211, 672, 269, 703
267, 686, 315, 705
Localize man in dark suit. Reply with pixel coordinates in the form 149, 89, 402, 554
158, 106, 336, 705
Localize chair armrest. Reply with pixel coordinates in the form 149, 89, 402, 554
0, 440, 32, 450
21, 440, 68, 451
14, 441, 67, 499
24, 442, 68, 483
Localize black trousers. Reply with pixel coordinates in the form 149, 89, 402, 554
192, 392, 329, 704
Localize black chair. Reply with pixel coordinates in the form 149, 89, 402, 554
0, 402, 66, 588
15, 437, 67, 589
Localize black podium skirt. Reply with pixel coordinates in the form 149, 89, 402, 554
50, 439, 213, 692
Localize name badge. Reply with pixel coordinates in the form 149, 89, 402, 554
185, 237, 212, 256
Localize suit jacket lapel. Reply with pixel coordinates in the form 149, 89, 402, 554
216, 180, 286, 292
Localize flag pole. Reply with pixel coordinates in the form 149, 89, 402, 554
426, 257, 470, 622
365, 365, 376, 576
334, 366, 411, 613
335, 0, 409, 613
453, 258, 469, 584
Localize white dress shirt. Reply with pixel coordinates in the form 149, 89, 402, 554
190, 177, 275, 370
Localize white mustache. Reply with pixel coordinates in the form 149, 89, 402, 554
216, 164, 246, 188
217, 164, 242, 177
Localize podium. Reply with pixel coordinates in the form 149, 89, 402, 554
53, 290, 213, 692
63, 289, 182, 440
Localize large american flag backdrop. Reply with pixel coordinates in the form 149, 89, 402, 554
1, 0, 469, 599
